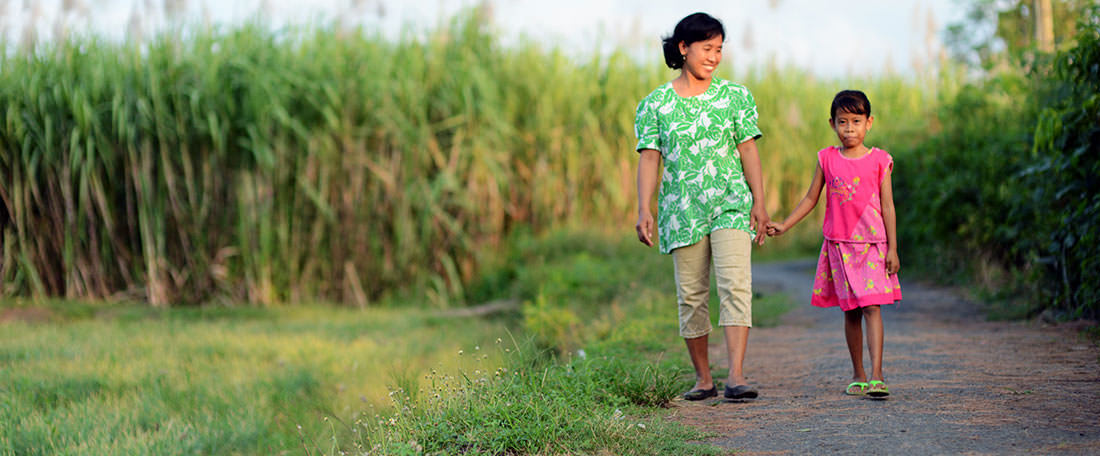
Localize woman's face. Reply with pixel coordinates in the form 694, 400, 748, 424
679, 35, 723, 80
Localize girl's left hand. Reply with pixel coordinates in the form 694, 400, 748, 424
750, 203, 770, 246
885, 250, 900, 275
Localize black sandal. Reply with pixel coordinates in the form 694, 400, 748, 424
682, 385, 718, 401
724, 384, 758, 399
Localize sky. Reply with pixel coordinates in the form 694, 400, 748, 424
3, 0, 965, 77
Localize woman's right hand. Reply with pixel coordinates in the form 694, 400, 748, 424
636, 211, 655, 247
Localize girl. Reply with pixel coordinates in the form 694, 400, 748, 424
634, 12, 770, 401
766, 90, 901, 398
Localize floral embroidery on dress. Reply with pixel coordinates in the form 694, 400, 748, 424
829, 176, 859, 204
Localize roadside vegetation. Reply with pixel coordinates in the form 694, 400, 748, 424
0, 11, 940, 308
2, 1, 1097, 454
893, 3, 1099, 320
1, 229, 792, 455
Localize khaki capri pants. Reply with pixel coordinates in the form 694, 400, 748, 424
672, 228, 753, 338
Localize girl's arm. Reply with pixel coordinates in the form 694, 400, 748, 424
737, 139, 770, 245
635, 149, 662, 247
880, 172, 900, 274
767, 163, 825, 236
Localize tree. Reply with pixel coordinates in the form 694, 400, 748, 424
1035, 0, 1055, 52
945, 0, 1091, 69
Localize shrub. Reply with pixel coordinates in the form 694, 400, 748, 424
895, 10, 1099, 319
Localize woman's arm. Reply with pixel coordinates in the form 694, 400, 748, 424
880, 172, 900, 274
768, 163, 825, 236
636, 149, 662, 247
737, 139, 770, 245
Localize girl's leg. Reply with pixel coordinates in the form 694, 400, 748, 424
844, 308, 867, 383
672, 237, 714, 390
863, 305, 885, 381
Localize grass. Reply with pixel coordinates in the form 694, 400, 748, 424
329, 229, 794, 455
345, 229, 790, 455
1, 228, 797, 455
0, 300, 512, 455
0, 10, 944, 307
352, 339, 723, 456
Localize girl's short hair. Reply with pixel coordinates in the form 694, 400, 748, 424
831, 90, 871, 119
662, 13, 725, 69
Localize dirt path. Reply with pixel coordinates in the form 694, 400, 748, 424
672, 260, 1100, 455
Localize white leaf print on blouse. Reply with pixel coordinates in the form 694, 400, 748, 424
716, 143, 728, 158
662, 192, 679, 207
698, 112, 712, 129
726, 192, 751, 205
700, 187, 720, 205
679, 195, 691, 211
738, 107, 755, 123
686, 142, 701, 159
687, 171, 705, 187
703, 160, 717, 177
659, 100, 675, 115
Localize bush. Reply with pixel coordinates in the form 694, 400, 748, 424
1016, 13, 1100, 317
895, 11, 1100, 319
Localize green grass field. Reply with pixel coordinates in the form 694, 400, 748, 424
1, 230, 797, 455
0, 301, 511, 454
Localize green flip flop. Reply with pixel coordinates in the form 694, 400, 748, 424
867, 380, 890, 397
845, 381, 868, 396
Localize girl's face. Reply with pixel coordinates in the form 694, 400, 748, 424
829, 110, 874, 149
678, 35, 723, 80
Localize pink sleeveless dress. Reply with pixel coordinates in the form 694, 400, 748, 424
811, 146, 902, 311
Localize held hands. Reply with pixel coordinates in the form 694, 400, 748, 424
639, 205, 773, 247
636, 211, 655, 247
765, 221, 787, 237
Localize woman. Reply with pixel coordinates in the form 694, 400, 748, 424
634, 12, 769, 401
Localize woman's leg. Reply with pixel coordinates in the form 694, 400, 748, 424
863, 305, 885, 381
711, 229, 753, 386
722, 325, 750, 386
844, 308, 867, 383
685, 334, 712, 389
672, 237, 714, 390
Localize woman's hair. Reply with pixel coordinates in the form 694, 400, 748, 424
831, 90, 871, 119
662, 13, 725, 69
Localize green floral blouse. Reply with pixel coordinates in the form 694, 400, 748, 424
634, 77, 763, 254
